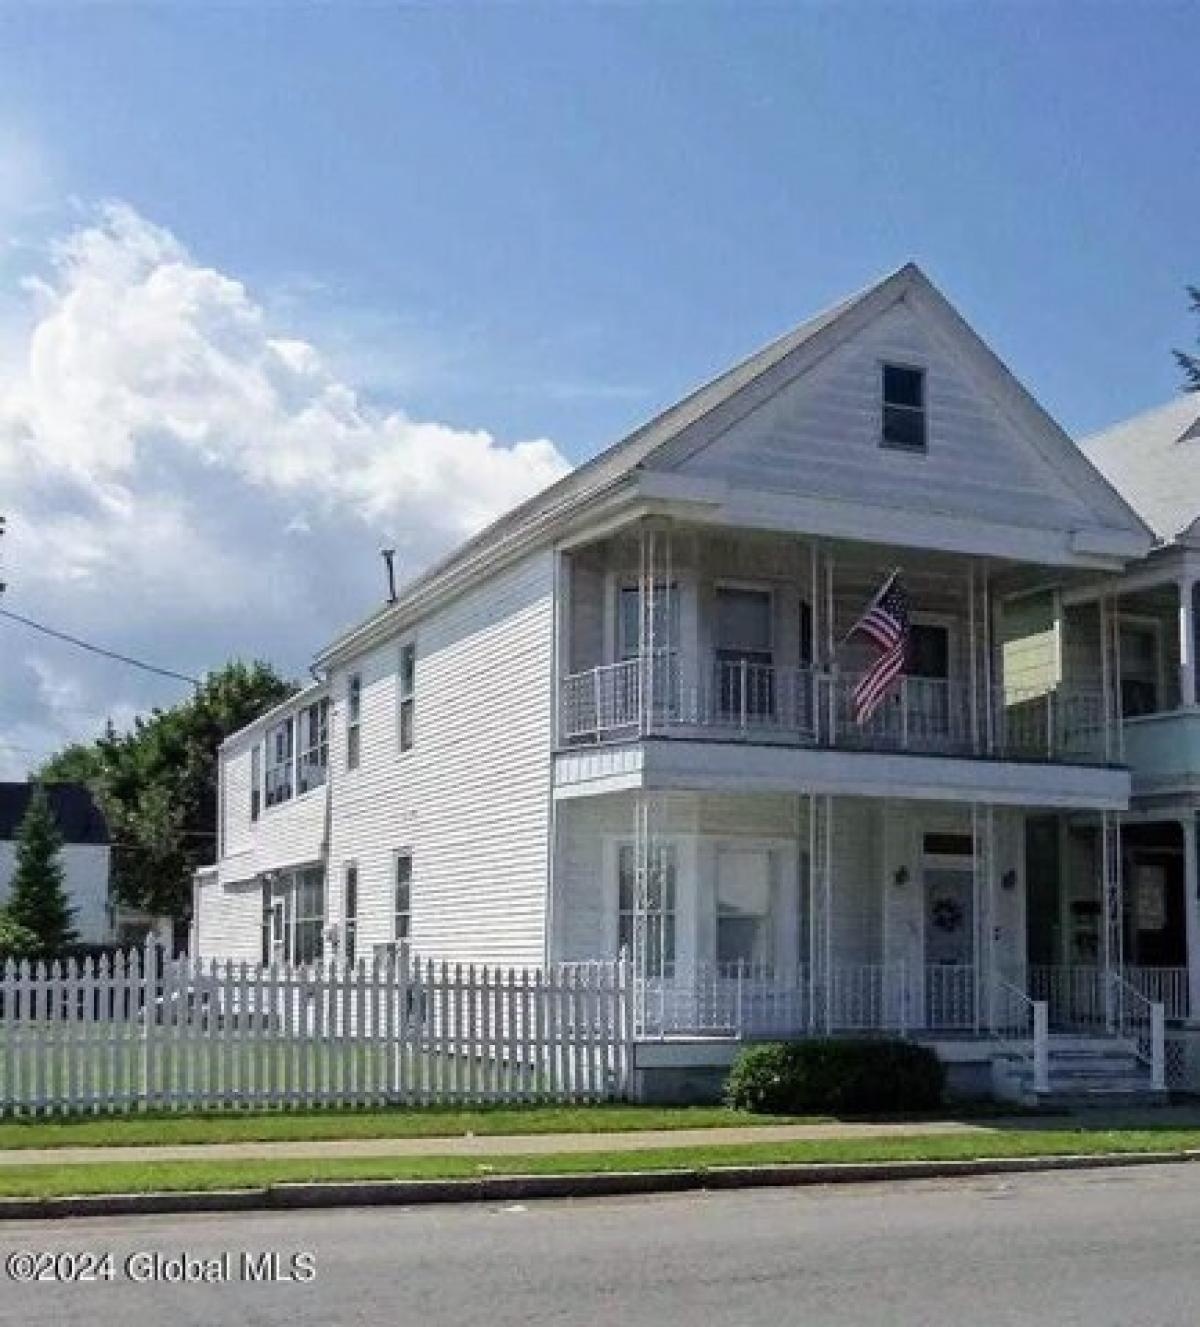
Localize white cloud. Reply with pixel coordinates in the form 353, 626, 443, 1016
0, 202, 571, 776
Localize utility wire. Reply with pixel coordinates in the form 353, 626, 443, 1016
0, 608, 200, 687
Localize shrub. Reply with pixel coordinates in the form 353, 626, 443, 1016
725, 1038, 945, 1115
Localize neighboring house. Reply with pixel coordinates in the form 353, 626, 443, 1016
198, 262, 1180, 1099
0, 782, 111, 945
1074, 396, 1200, 1022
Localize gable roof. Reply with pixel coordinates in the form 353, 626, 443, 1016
0, 783, 110, 846
1079, 394, 1200, 544
317, 263, 1152, 666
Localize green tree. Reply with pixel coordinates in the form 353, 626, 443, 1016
0, 911, 38, 962
5, 785, 77, 954
1176, 285, 1200, 391
39, 659, 295, 923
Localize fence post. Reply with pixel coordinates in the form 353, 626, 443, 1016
1151, 1002, 1166, 1092
1033, 1000, 1050, 1096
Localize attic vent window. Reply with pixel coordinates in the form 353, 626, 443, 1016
881, 364, 927, 452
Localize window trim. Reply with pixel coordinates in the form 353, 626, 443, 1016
616, 579, 681, 664
249, 743, 262, 823
296, 697, 330, 796
263, 715, 295, 808
879, 361, 928, 453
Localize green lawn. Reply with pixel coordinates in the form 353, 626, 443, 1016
1, 1128, 1199, 1200
0, 1104, 799, 1149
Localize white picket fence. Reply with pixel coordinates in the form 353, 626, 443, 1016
0, 947, 633, 1117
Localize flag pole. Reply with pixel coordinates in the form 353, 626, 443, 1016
835, 566, 902, 653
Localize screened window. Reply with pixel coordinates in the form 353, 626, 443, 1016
346, 673, 362, 770
399, 644, 416, 752
617, 843, 677, 977
908, 623, 950, 679
264, 717, 294, 807
881, 363, 927, 451
394, 851, 412, 941
293, 867, 325, 965
250, 743, 262, 822
297, 698, 330, 794
344, 863, 358, 966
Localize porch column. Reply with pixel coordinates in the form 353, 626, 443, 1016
1183, 813, 1200, 1026
1101, 810, 1124, 1032
808, 793, 833, 1033
1180, 577, 1197, 709
972, 803, 998, 1030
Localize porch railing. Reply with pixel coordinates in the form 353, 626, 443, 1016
635, 963, 981, 1039
559, 658, 1111, 763
1029, 965, 1188, 1026
1111, 972, 1167, 1092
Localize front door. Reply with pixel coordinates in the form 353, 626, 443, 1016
924, 863, 975, 1027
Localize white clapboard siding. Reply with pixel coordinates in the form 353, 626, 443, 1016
678, 300, 1100, 535
0, 948, 632, 1116
327, 551, 557, 967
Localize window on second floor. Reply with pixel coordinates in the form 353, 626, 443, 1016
346, 673, 362, 770
264, 716, 294, 807
398, 644, 416, 752
297, 698, 330, 795
881, 363, 927, 452
250, 743, 262, 822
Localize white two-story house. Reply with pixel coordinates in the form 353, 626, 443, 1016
197, 263, 1171, 1099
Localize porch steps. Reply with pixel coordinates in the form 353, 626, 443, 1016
991, 1035, 1168, 1108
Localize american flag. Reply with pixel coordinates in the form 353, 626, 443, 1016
849, 572, 909, 725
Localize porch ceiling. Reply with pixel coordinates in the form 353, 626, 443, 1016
553, 740, 1130, 811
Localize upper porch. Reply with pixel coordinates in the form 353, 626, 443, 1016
555, 521, 1125, 774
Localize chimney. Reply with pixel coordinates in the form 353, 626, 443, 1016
381, 548, 398, 604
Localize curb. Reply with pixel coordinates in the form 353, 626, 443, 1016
0, 1149, 1197, 1221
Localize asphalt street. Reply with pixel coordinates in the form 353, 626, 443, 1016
1, 1164, 1198, 1326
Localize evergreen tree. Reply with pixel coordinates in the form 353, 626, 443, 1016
5, 785, 77, 954
1175, 285, 1200, 391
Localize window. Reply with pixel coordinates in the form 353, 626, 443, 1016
250, 743, 262, 822
264, 717, 294, 807
908, 623, 950, 679
297, 698, 330, 794
292, 867, 326, 965
716, 586, 774, 718
618, 583, 681, 661
717, 849, 773, 968
344, 863, 358, 966
394, 851, 412, 941
881, 363, 926, 451
617, 843, 677, 976
346, 673, 362, 770
399, 644, 416, 752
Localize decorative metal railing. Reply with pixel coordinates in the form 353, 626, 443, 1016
560, 657, 1112, 763
1111, 972, 1167, 1091
1029, 965, 1188, 1026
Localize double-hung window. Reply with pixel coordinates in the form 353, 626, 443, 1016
881, 363, 927, 451
398, 644, 416, 752
264, 717, 294, 807
618, 582, 680, 719
344, 863, 358, 966
250, 743, 262, 822
292, 867, 326, 965
297, 698, 329, 794
617, 843, 677, 977
394, 851, 412, 941
346, 673, 362, 770
715, 586, 774, 720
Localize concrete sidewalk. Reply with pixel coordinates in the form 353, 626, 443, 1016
0, 1119, 1000, 1168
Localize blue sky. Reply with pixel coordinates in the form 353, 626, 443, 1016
0, 3, 1197, 769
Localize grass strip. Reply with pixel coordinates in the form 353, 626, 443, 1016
2, 1128, 1199, 1199
0, 1105, 819, 1151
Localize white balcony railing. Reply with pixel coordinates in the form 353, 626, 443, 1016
560, 657, 1112, 764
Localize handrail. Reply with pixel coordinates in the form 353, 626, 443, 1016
991, 976, 1049, 1095
1109, 971, 1166, 1091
